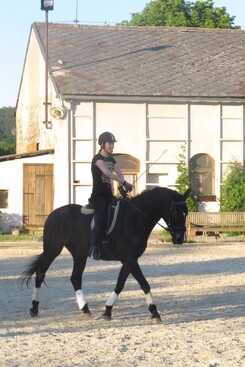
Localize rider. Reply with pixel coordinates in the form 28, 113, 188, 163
88, 131, 133, 260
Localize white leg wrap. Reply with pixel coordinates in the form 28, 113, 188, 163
105, 291, 118, 307
146, 292, 154, 306
75, 290, 87, 310
32, 287, 40, 302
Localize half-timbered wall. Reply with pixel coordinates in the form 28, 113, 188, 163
68, 101, 244, 211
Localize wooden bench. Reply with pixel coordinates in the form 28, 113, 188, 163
187, 212, 245, 237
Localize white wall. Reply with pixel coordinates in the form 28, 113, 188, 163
16, 27, 72, 212
16, 29, 56, 153
70, 100, 244, 211
51, 109, 70, 209
96, 102, 147, 193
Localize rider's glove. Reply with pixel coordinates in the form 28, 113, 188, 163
118, 185, 127, 198
122, 181, 134, 193
118, 181, 134, 198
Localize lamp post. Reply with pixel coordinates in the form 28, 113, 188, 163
41, 0, 54, 129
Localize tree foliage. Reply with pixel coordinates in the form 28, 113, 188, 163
175, 144, 198, 212
0, 107, 16, 155
120, 0, 240, 29
220, 160, 245, 212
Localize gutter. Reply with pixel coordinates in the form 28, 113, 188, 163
62, 94, 245, 104
0, 149, 54, 162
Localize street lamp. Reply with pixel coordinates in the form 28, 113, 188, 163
41, 0, 54, 129
41, 0, 54, 11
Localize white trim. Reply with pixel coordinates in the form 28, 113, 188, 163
75, 290, 87, 310
105, 291, 118, 307
32, 287, 40, 302
146, 292, 154, 306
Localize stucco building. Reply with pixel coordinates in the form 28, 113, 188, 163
0, 24, 244, 231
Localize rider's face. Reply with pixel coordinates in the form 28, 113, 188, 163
103, 142, 114, 154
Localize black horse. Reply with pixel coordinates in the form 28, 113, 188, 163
21, 187, 190, 321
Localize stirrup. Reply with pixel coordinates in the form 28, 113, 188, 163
88, 246, 100, 260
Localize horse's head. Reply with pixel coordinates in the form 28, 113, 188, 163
166, 189, 190, 245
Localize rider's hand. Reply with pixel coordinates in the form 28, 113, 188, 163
118, 185, 127, 198
122, 181, 134, 193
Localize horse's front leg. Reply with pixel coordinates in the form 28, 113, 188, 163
103, 259, 161, 322
102, 263, 130, 320
127, 259, 162, 322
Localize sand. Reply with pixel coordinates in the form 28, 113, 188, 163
0, 236, 244, 367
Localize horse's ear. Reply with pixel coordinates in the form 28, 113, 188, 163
183, 188, 191, 201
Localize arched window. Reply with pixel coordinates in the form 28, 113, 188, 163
113, 154, 140, 173
190, 154, 215, 201
112, 154, 140, 195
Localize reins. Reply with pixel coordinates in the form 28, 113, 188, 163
125, 199, 171, 232
125, 197, 187, 234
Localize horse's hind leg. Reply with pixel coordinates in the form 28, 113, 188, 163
31, 252, 60, 317
67, 248, 91, 316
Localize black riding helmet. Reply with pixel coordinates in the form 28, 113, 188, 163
98, 131, 117, 145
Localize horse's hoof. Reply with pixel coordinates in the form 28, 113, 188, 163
151, 315, 162, 323
149, 304, 162, 323
82, 303, 91, 317
30, 308, 38, 317
30, 300, 39, 317
101, 313, 112, 321
83, 312, 92, 319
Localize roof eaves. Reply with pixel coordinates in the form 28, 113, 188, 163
0, 149, 54, 163
61, 94, 245, 104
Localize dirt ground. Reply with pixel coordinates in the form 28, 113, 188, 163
0, 235, 244, 367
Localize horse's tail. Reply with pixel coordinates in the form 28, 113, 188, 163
20, 253, 43, 288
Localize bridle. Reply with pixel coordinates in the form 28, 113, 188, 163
167, 201, 188, 235
127, 199, 187, 235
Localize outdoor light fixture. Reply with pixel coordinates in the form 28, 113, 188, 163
41, 0, 54, 11
40, 0, 54, 129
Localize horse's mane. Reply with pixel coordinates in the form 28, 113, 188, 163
129, 186, 178, 203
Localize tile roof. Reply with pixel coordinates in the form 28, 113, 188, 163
34, 23, 245, 99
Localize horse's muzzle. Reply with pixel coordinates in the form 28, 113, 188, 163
172, 231, 186, 245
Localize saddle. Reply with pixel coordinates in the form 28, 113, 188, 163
81, 198, 122, 261
81, 198, 121, 235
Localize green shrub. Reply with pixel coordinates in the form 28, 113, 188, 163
176, 144, 198, 212
220, 160, 245, 212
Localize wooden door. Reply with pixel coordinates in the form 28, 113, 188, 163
23, 164, 54, 227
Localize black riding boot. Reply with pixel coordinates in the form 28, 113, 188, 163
88, 226, 101, 260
